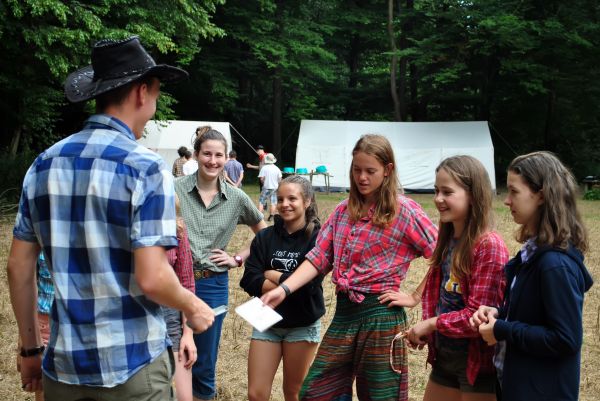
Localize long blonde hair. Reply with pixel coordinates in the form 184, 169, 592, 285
508, 151, 588, 253
348, 134, 402, 227
430, 156, 494, 279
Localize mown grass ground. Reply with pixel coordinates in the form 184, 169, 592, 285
1, 185, 598, 400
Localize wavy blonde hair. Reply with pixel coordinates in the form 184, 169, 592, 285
348, 134, 402, 227
430, 155, 494, 279
508, 151, 588, 253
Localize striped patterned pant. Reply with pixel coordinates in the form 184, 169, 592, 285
300, 293, 408, 401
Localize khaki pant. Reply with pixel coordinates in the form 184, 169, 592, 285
43, 349, 175, 401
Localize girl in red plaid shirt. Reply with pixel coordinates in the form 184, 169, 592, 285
262, 134, 437, 401
388, 156, 509, 401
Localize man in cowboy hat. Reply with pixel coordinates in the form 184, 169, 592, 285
8, 36, 214, 401
257, 153, 282, 221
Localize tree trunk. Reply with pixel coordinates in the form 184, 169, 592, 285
344, 34, 360, 120
543, 89, 556, 150
398, 0, 409, 121
387, 0, 402, 121
272, 74, 282, 156
9, 125, 22, 156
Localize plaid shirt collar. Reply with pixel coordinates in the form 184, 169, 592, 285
84, 114, 135, 140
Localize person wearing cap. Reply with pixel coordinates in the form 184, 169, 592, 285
245, 144, 266, 172
246, 144, 267, 194
258, 153, 282, 222
7, 36, 214, 401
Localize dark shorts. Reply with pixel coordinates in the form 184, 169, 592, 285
430, 348, 495, 394
163, 306, 183, 352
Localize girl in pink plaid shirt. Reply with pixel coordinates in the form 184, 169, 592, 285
262, 134, 437, 401
388, 156, 509, 401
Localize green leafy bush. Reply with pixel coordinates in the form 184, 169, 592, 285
0, 151, 37, 203
583, 188, 600, 201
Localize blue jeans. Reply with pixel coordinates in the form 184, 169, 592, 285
192, 272, 229, 400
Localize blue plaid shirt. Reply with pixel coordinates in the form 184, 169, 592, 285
13, 114, 178, 387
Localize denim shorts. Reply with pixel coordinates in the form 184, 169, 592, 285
430, 347, 496, 394
251, 319, 321, 343
258, 188, 277, 206
162, 306, 182, 352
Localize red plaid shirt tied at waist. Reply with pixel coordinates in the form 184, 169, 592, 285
306, 196, 438, 303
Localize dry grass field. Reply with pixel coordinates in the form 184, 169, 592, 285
1, 186, 598, 401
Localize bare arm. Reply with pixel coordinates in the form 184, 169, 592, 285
261, 259, 320, 308
7, 238, 43, 392
134, 246, 214, 333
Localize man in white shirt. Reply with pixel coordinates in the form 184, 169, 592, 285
182, 150, 198, 176
257, 153, 282, 221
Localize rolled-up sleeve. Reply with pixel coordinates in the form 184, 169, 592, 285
131, 166, 178, 249
305, 213, 335, 275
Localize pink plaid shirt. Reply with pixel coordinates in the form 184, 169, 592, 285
306, 196, 437, 303
167, 222, 195, 293
422, 231, 508, 385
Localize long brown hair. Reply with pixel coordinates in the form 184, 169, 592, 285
430, 155, 494, 279
508, 151, 588, 253
348, 134, 402, 227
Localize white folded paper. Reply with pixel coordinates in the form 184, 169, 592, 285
235, 297, 283, 332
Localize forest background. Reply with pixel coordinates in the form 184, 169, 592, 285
0, 0, 599, 201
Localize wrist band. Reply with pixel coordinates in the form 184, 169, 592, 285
20, 345, 45, 357
279, 283, 291, 297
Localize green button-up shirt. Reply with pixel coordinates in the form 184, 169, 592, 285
175, 175, 263, 272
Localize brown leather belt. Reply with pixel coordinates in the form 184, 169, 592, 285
194, 269, 227, 280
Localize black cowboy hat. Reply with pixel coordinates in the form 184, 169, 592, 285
64, 36, 188, 103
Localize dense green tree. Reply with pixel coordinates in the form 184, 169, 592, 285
0, 0, 224, 154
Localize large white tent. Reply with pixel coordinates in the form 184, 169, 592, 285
294, 120, 496, 192
137, 120, 232, 168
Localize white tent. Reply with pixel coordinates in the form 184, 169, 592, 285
295, 120, 496, 192
137, 120, 232, 168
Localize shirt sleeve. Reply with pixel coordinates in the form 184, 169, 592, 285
237, 191, 264, 226
305, 206, 339, 275
402, 198, 437, 259
240, 232, 268, 297
131, 163, 178, 249
13, 163, 38, 243
436, 233, 508, 338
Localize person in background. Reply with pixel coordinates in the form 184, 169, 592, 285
173, 145, 189, 177
262, 134, 437, 401
258, 153, 282, 222
224, 150, 244, 187
8, 36, 214, 401
174, 127, 267, 401
470, 151, 593, 401
16, 252, 53, 401
384, 155, 508, 401
246, 144, 267, 192
241, 175, 324, 401
183, 150, 199, 176
164, 194, 196, 401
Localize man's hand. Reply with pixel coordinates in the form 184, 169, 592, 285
20, 355, 43, 393
184, 300, 215, 334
